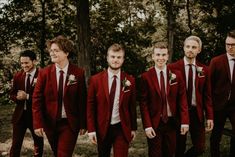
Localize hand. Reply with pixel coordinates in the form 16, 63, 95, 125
205, 119, 214, 132
79, 129, 86, 135
88, 132, 97, 145
34, 128, 44, 137
181, 126, 189, 135
16, 90, 27, 100
145, 127, 156, 139
131, 131, 136, 140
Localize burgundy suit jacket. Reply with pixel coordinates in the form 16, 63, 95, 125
10, 69, 38, 124
87, 70, 137, 142
209, 54, 235, 111
140, 67, 189, 130
169, 59, 213, 122
32, 63, 87, 132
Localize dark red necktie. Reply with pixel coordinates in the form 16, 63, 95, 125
160, 71, 168, 123
187, 64, 193, 106
57, 70, 64, 119
109, 75, 117, 112
26, 74, 31, 93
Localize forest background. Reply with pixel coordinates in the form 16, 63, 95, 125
0, 0, 235, 156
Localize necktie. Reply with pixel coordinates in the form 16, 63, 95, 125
109, 75, 117, 113
57, 70, 64, 119
26, 74, 31, 93
160, 71, 168, 123
187, 64, 193, 106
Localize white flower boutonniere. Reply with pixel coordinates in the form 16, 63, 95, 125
169, 71, 177, 85
196, 66, 204, 77
67, 74, 77, 86
32, 78, 37, 86
122, 77, 131, 91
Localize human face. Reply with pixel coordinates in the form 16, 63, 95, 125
225, 36, 235, 57
184, 39, 201, 60
152, 48, 169, 69
107, 50, 124, 71
49, 43, 69, 65
20, 57, 35, 73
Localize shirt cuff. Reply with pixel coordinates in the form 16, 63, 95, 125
145, 127, 153, 132
181, 124, 189, 128
27, 94, 29, 100
88, 132, 96, 136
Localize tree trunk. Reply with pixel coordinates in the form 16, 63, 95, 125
39, 0, 46, 67
166, 0, 175, 63
76, 0, 91, 81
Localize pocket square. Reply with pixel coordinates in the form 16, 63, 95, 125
170, 82, 178, 86
124, 89, 130, 93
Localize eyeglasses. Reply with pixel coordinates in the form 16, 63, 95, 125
226, 43, 235, 48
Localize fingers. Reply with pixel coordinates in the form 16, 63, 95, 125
131, 131, 136, 140
206, 120, 214, 132
180, 127, 189, 135
34, 128, 44, 137
79, 129, 87, 135
145, 128, 156, 139
88, 134, 97, 145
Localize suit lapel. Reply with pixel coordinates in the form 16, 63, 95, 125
119, 72, 125, 107
50, 65, 58, 99
102, 71, 110, 105
150, 68, 161, 96
21, 72, 27, 91
180, 60, 187, 85
166, 68, 170, 95
224, 55, 232, 82
64, 64, 72, 95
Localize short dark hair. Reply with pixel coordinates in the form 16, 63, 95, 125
46, 35, 75, 57
20, 50, 37, 61
107, 43, 125, 56
227, 29, 235, 38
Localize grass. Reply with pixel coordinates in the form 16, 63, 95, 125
0, 104, 231, 157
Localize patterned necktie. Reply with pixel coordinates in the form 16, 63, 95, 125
57, 70, 64, 119
109, 75, 117, 112
160, 71, 168, 123
187, 64, 193, 106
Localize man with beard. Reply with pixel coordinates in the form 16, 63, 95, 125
10, 50, 43, 157
169, 36, 214, 157
87, 43, 137, 157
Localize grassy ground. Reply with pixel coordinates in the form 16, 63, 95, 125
0, 104, 231, 157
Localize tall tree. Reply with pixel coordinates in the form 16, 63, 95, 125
76, 0, 91, 79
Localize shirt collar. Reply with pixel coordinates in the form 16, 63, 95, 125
154, 65, 167, 74
184, 56, 196, 66
227, 53, 235, 61
55, 63, 69, 74
108, 68, 121, 80
26, 67, 36, 77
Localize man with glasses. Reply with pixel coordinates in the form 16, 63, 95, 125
210, 29, 235, 157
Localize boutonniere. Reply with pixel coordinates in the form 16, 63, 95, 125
196, 66, 205, 77
32, 78, 37, 86
67, 74, 77, 86
169, 71, 177, 85
122, 77, 131, 91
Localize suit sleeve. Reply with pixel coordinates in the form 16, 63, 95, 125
203, 67, 214, 120
177, 72, 189, 125
129, 77, 137, 130
87, 76, 96, 132
139, 74, 152, 129
10, 74, 19, 103
78, 70, 87, 129
32, 70, 45, 129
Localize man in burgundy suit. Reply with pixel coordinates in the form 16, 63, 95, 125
210, 29, 235, 157
87, 43, 137, 157
10, 50, 43, 157
169, 36, 214, 157
140, 42, 189, 157
32, 35, 87, 156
